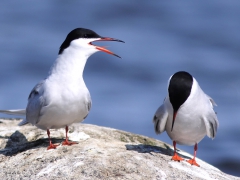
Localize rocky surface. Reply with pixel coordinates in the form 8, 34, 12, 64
0, 119, 238, 180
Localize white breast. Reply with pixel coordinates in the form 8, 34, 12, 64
35, 78, 90, 130
165, 79, 212, 145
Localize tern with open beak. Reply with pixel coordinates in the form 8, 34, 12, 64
0, 28, 124, 150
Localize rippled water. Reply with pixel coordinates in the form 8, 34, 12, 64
0, 1, 240, 176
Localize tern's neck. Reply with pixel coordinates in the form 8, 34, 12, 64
49, 48, 90, 81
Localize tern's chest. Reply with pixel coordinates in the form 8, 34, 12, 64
165, 116, 206, 145
165, 98, 207, 145
45, 79, 89, 102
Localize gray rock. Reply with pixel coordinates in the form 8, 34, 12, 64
0, 119, 238, 180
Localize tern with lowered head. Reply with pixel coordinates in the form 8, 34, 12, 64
153, 71, 219, 166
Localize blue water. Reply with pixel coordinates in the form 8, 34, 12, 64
0, 1, 240, 176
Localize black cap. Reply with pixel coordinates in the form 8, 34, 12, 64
59, 28, 101, 54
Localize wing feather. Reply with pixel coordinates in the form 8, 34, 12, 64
153, 102, 168, 134
203, 97, 219, 139
26, 80, 47, 125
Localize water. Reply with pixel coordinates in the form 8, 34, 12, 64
0, 1, 240, 176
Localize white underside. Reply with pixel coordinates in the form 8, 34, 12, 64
153, 78, 219, 146
35, 81, 90, 130
165, 97, 206, 145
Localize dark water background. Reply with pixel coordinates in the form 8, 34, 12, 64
0, 1, 239, 176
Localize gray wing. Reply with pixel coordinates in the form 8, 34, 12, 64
83, 93, 92, 119
207, 95, 217, 107
0, 81, 46, 126
26, 80, 46, 125
87, 93, 92, 112
153, 99, 168, 134
203, 96, 219, 139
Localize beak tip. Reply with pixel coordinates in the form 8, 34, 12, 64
114, 54, 122, 58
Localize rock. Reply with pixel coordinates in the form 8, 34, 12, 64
0, 119, 238, 180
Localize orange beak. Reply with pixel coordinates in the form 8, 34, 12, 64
90, 37, 124, 58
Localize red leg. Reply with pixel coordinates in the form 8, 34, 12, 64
47, 129, 59, 150
171, 141, 184, 161
62, 126, 77, 146
187, 143, 200, 167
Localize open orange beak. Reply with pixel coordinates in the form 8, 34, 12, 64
89, 37, 124, 58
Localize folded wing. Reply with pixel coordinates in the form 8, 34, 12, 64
153, 101, 168, 134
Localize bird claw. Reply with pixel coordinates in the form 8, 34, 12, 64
171, 153, 184, 162
62, 139, 78, 146
187, 159, 200, 167
47, 143, 59, 150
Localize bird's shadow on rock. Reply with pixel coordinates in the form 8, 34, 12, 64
0, 130, 63, 156
125, 144, 191, 159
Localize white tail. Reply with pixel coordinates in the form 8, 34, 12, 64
0, 109, 26, 116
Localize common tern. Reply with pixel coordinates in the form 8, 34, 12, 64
153, 71, 219, 166
0, 28, 124, 150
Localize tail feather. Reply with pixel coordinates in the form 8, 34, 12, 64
18, 119, 29, 126
0, 109, 29, 126
0, 109, 26, 116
